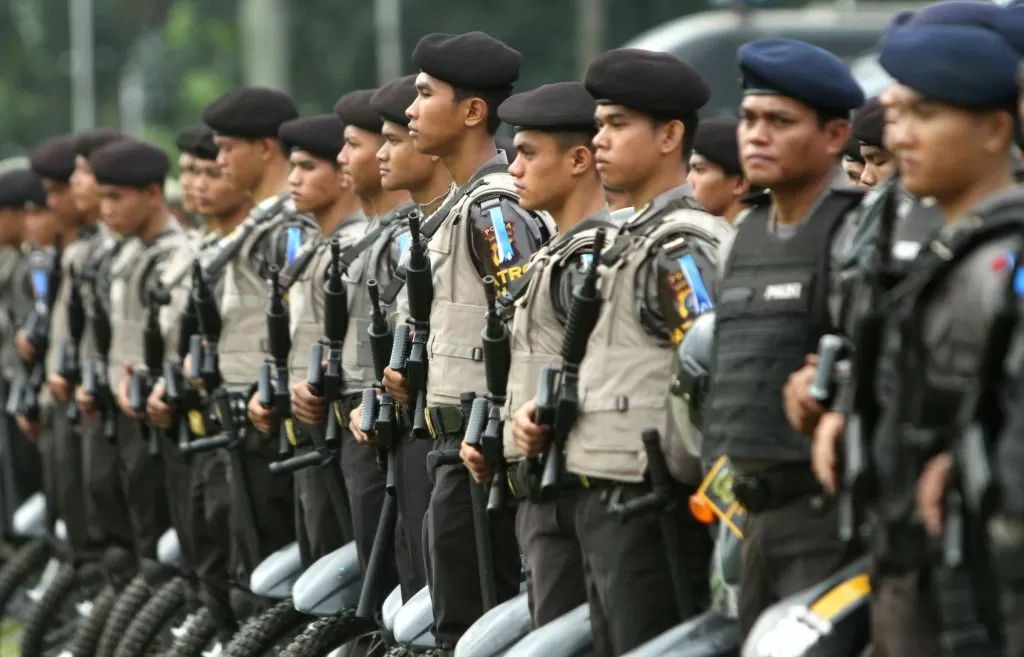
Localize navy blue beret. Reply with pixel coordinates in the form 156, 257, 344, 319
886, 1, 1024, 53
693, 117, 742, 176
89, 138, 170, 188
192, 128, 218, 161
29, 135, 77, 182
738, 38, 864, 113
203, 87, 299, 139
498, 82, 597, 132
371, 76, 417, 126
584, 48, 710, 119
279, 115, 345, 162
334, 89, 384, 135
0, 169, 47, 209
174, 125, 205, 156
880, 24, 1020, 109
412, 32, 521, 91
852, 97, 885, 148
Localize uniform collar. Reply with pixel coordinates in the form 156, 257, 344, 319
466, 150, 509, 188
552, 206, 614, 246
377, 201, 417, 223
141, 216, 181, 247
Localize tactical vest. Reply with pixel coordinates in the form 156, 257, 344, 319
108, 224, 190, 392
0, 252, 32, 377
218, 201, 317, 386
702, 188, 865, 464
425, 173, 523, 406
501, 223, 610, 461
45, 226, 107, 377
285, 213, 370, 387
566, 208, 734, 483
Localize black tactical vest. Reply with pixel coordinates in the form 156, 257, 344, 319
703, 188, 864, 463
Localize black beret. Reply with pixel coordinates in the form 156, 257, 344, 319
498, 82, 597, 132
202, 87, 299, 138
75, 128, 124, 158
334, 90, 384, 134
279, 115, 346, 162
174, 125, 206, 155
584, 49, 710, 120
843, 134, 864, 163
371, 75, 418, 126
29, 135, 78, 182
0, 169, 47, 209
852, 97, 885, 148
692, 117, 741, 176
193, 128, 219, 161
738, 38, 864, 113
880, 24, 1019, 109
89, 138, 170, 188
412, 32, 522, 91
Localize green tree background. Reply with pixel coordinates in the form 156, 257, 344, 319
0, 0, 720, 163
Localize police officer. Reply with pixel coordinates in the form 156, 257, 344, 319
459, 81, 614, 629
199, 86, 315, 637
382, 31, 554, 648
146, 125, 253, 636
0, 169, 46, 537
40, 128, 121, 563
247, 112, 366, 566
814, 15, 1024, 657
688, 117, 758, 224
850, 98, 894, 188
77, 139, 191, 584
511, 48, 730, 657
345, 74, 454, 601
699, 39, 866, 639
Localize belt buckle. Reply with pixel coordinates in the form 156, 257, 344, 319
733, 474, 768, 514
425, 407, 439, 439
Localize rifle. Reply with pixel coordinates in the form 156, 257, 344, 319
164, 292, 201, 453
362, 279, 398, 492
363, 321, 410, 495
258, 265, 294, 460
58, 265, 85, 425
479, 276, 511, 513
404, 214, 433, 439
461, 392, 498, 611
538, 228, 607, 497
607, 429, 695, 621
82, 271, 117, 442
20, 242, 63, 420
321, 240, 348, 450
129, 285, 170, 457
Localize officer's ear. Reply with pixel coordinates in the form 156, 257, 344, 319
821, 119, 852, 160
654, 119, 686, 158
976, 109, 1016, 156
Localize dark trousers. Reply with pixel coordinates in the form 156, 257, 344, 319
424, 435, 521, 647
869, 567, 942, 657
294, 448, 352, 567
83, 416, 133, 552
515, 491, 587, 629
159, 434, 196, 575
189, 451, 236, 640
575, 483, 712, 657
115, 413, 171, 566
738, 493, 848, 640
339, 426, 393, 587
394, 434, 432, 601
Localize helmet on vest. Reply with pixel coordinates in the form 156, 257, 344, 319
669, 311, 715, 457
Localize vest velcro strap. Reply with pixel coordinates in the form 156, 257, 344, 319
431, 339, 484, 363
581, 395, 667, 413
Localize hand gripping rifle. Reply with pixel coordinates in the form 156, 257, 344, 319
258, 265, 294, 460
539, 228, 607, 497
809, 176, 899, 547
164, 294, 200, 453
461, 393, 498, 611
57, 265, 85, 425
404, 214, 433, 439
479, 276, 511, 512
130, 285, 170, 457
82, 272, 117, 442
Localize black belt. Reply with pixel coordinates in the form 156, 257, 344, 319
506, 461, 597, 501
732, 463, 823, 514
